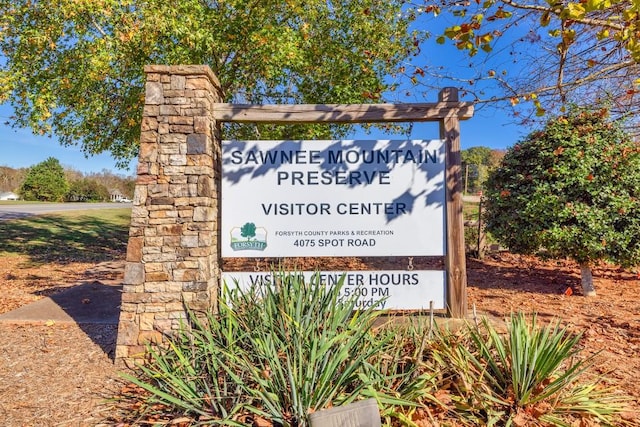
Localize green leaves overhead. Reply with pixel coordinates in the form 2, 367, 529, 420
0, 0, 416, 166
440, 13, 495, 56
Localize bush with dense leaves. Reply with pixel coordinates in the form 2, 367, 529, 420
483, 108, 640, 294
19, 157, 69, 202
65, 178, 110, 202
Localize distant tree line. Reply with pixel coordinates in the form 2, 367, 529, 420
1, 157, 135, 202
461, 147, 505, 194
4, 149, 503, 201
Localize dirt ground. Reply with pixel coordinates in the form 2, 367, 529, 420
0, 252, 638, 425
467, 253, 640, 419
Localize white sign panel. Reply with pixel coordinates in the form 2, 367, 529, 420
221, 270, 446, 310
222, 140, 446, 257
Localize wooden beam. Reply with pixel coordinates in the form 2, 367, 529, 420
440, 88, 468, 319
212, 102, 474, 123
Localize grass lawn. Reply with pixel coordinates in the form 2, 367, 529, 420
463, 199, 481, 221
0, 209, 131, 264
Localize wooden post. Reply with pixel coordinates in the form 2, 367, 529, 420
439, 87, 468, 318
464, 164, 469, 195
477, 197, 486, 260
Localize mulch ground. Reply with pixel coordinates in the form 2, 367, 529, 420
0, 323, 121, 426
468, 252, 640, 420
0, 252, 639, 425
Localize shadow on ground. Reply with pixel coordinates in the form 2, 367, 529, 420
49, 281, 122, 358
467, 254, 582, 296
0, 262, 124, 360
0, 211, 130, 264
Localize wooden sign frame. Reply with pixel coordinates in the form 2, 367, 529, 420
214, 88, 472, 317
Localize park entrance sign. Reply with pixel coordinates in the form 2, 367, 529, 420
221, 139, 446, 258
116, 65, 473, 362
221, 138, 447, 309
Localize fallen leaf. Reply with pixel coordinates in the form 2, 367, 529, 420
512, 411, 529, 427
253, 416, 273, 427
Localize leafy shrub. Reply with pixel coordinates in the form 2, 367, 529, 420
122, 272, 389, 426
118, 275, 627, 427
483, 107, 640, 295
429, 313, 626, 426
465, 223, 480, 255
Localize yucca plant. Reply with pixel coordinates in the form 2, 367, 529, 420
120, 306, 249, 425
120, 270, 391, 426
364, 317, 443, 427
430, 312, 627, 426
225, 271, 389, 426
426, 324, 498, 426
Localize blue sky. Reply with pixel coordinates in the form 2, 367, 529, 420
0, 103, 136, 174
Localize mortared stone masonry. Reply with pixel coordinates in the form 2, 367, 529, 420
115, 65, 222, 362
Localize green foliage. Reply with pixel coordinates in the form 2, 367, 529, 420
429, 314, 625, 426
365, 318, 442, 425
119, 302, 627, 426
66, 178, 110, 202
464, 223, 480, 255
462, 146, 503, 194
462, 146, 493, 167
123, 271, 389, 426
117, 268, 629, 426
123, 322, 246, 425
484, 108, 640, 267
0, 0, 417, 166
228, 274, 388, 426
18, 157, 69, 202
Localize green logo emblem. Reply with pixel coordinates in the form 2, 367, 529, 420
230, 222, 268, 251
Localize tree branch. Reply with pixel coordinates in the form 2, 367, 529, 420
500, 0, 626, 31
472, 59, 635, 105
90, 16, 108, 38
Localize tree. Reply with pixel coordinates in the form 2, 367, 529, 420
0, 166, 26, 192
483, 108, 640, 296
19, 157, 69, 202
122, 178, 136, 199
461, 146, 504, 193
0, 0, 418, 166
415, 0, 640, 131
66, 178, 110, 202
85, 169, 136, 199
240, 222, 257, 241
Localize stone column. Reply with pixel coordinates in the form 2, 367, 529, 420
115, 65, 222, 362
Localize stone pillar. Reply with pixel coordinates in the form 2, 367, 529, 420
115, 65, 222, 362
